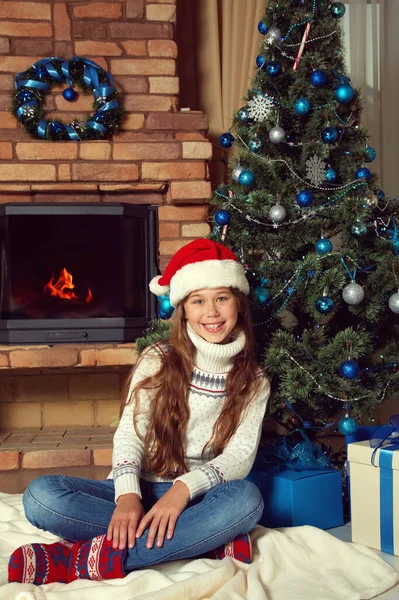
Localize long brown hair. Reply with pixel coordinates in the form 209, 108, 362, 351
122, 289, 264, 478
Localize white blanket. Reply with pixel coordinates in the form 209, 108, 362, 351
0, 492, 397, 600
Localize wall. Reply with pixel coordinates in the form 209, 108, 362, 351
0, 0, 213, 429
0, 0, 212, 255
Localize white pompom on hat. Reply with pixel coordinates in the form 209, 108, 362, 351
149, 238, 250, 307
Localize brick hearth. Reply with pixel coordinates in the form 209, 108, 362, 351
0, 0, 213, 468
0, 427, 114, 471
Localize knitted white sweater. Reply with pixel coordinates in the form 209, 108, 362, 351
111, 324, 270, 501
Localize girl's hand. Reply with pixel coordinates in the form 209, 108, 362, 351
107, 493, 144, 550
136, 481, 190, 549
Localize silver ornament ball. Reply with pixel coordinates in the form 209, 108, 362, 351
342, 282, 365, 305
389, 292, 399, 313
269, 203, 287, 223
265, 27, 282, 45
232, 165, 245, 182
366, 193, 378, 208
269, 126, 286, 144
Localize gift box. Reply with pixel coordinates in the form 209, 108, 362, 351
348, 439, 399, 555
246, 466, 344, 529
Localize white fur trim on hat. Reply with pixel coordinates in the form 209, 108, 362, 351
169, 259, 249, 307
149, 275, 170, 297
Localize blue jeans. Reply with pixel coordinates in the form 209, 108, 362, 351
23, 476, 263, 572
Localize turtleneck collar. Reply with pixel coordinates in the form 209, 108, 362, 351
186, 322, 246, 373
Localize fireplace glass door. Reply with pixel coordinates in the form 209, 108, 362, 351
0, 203, 158, 344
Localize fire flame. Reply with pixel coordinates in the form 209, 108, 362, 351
44, 268, 93, 304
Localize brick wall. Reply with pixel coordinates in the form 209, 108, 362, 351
0, 368, 128, 429
0, 0, 212, 226
0, 0, 213, 429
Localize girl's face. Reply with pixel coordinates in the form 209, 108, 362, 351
183, 287, 239, 344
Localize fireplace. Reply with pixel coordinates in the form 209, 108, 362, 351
0, 203, 158, 344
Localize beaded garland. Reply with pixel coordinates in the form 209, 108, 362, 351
11, 56, 123, 141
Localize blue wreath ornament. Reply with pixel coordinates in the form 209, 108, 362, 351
12, 56, 123, 141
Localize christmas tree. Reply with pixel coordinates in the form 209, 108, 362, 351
142, 0, 399, 437
208, 0, 399, 434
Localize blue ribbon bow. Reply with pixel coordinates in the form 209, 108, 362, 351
368, 415, 399, 554
257, 428, 333, 471
387, 218, 398, 245
369, 414, 399, 465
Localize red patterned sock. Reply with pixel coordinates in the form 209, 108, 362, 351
9, 535, 127, 585
68, 535, 126, 582
206, 533, 252, 564
8, 539, 75, 584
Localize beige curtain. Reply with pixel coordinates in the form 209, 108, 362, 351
344, 0, 399, 422
176, 0, 265, 184
344, 0, 399, 198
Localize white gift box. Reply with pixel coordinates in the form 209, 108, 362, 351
348, 439, 399, 555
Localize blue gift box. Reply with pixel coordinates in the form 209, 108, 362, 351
246, 467, 344, 529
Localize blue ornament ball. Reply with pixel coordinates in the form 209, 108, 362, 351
334, 83, 354, 104
255, 286, 271, 305
364, 145, 377, 163
158, 309, 171, 320
238, 169, 255, 186
351, 221, 367, 237
256, 54, 267, 68
62, 87, 78, 102
17, 89, 35, 104
338, 416, 357, 435
265, 61, 282, 77
258, 20, 268, 35
310, 70, 327, 87
93, 110, 105, 123
34, 64, 48, 80
355, 167, 371, 181
316, 296, 334, 314
377, 189, 385, 201
248, 135, 263, 153
237, 107, 250, 122
296, 189, 313, 207
339, 359, 360, 379
49, 121, 65, 135
330, 2, 346, 19
214, 209, 231, 226
325, 167, 337, 182
219, 132, 234, 148
294, 97, 311, 115
315, 238, 333, 255
392, 240, 399, 256
159, 296, 174, 315
322, 126, 338, 144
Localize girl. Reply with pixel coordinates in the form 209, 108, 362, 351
9, 238, 270, 585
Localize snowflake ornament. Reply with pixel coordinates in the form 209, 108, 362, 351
22, 106, 37, 118
247, 94, 275, 122
305, 154, 326, 187
71, 120, 87, 132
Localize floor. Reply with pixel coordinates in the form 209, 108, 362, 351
1, 466, 399, 599
329, 524, 399, 599
0, 427, 114, 452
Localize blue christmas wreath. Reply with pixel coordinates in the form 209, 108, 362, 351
11, 56, 123, 141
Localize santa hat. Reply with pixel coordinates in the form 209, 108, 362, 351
149, 238, 249, 307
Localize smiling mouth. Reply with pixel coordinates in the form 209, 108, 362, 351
201, 322, 225, 332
